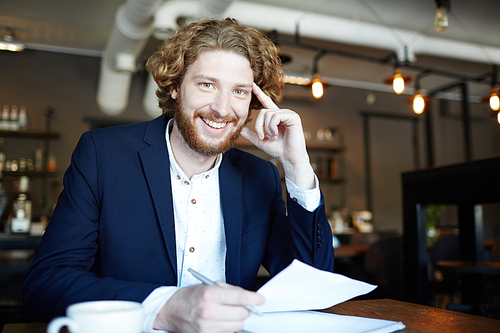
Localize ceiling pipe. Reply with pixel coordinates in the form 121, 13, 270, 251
199, 0, 235, 17
153, 1, 500, 65
97, 0, 236, 116
97, 0, 163, 115
100, 0, 500, 116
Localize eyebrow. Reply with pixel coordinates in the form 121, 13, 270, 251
194, 74, 253, 89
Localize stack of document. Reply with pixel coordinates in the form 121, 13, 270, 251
242, 260, 405, 333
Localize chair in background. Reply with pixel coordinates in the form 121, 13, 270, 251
334, 232, 380, 282
363, 236, 404, 300
492, 234, 500, 262
427, 233, 460, 309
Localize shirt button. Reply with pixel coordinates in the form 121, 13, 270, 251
205, 175, 209, 179
189, 247, 195, 253
292, 197, 298, 202
191, 199, 196, 204
184, 180, 190, 185
176, 175, 180, 179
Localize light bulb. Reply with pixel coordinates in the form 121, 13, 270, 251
434, 6, 449, 33
393, 74, 405, 95
490, 92, 500, 111
413, 94, 425, 114
311, 77, 324, 99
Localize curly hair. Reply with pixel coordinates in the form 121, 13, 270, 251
146, 18, 284, 114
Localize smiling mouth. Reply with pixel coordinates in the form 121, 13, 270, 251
202, 117, 228, 129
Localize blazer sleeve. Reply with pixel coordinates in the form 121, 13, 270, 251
22, 132, 161, 322
261, 161, 334, 276
286, 192, 335, 271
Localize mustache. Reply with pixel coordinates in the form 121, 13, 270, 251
194, 110, 237, 123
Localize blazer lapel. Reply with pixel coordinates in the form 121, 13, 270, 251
220, 154, 243, 286
138, 116, 177, 280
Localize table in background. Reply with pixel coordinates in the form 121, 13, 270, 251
4, 299, 500, 333
334, 243, 370, 259
401, 157, 500, 305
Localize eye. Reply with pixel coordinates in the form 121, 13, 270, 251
234, 89, 248, 96
201, 83, 213, 89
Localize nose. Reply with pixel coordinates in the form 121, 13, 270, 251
210, 91, 231, 117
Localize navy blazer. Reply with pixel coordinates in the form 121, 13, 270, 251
23, 115, 334, 321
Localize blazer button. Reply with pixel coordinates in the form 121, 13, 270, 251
191, 199, 196, 204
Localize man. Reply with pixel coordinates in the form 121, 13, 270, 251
23, 18, 334, 333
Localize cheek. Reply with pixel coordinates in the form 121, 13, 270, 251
233, 99, 251, 119
184, 91, 213, 110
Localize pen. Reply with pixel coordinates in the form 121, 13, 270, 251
187, 268, 263, 317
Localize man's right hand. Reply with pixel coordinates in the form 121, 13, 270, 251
153, 282, 265, 333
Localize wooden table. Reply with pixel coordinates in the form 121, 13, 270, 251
437, 260, 500, 316
326, 299, 500, 332
437, 260, 500, 274
4, 299, 499, 333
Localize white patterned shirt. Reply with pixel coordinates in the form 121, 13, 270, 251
141, 119, 320, 332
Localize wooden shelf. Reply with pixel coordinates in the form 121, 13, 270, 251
2, 171, 59, 178
0, 130, 60, 140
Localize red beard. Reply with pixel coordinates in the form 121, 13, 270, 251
173, 94, 249, 156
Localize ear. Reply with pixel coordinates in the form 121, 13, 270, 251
170, 87, 178, 100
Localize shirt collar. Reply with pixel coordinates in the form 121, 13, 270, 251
165, 118, 222, 181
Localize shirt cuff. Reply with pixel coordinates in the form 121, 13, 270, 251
141, 286, 179, 333
285, 174, 321, 212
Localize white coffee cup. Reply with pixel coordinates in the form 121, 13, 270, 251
47, 300, 144, 333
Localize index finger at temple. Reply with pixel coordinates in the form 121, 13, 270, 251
253, 83, 278, 109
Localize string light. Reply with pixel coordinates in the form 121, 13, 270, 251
393, 71, 406, 95
434, 6, 449, 33
309, 51, 328, 99
413, 92, 425, 114
0, 27, 25, 52
311, 74, 324, 99
384, 68, 411, 95
490, 85, 500, 111
434, 0, 450, 33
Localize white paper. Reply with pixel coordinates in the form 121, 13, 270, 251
242, 311, 405, 333
241, 260, 405, 333
255, 259, 377, 313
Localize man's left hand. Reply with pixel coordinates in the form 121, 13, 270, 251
240, 83, 315, 190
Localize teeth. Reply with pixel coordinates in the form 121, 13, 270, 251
203, 117, 227, 129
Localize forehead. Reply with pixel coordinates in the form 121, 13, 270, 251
186, 50, 254, 83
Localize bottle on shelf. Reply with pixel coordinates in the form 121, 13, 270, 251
35, 149, 43, 172
10, 175, 32, 233
18, 106, 28, 131
0, 138, 5, 174
46, 153, 57, 172
9, 105, 19, 131
0, 143, 7, 228
1, 105, 10, 130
